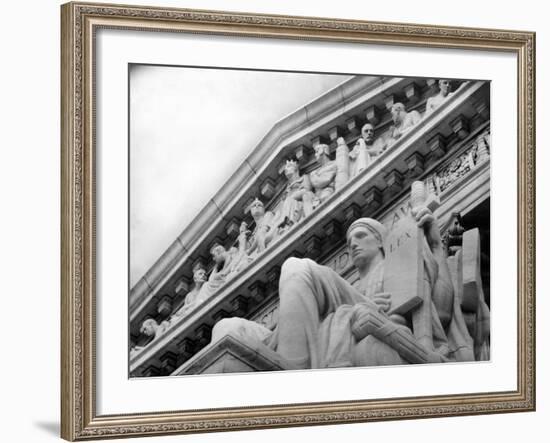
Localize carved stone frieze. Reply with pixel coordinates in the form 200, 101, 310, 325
427, 128, 490, 195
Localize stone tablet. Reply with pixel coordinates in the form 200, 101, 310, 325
462, 228, 482, 312
383, 215, 424, 315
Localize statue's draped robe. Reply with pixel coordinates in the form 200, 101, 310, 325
195, 250, 251, 304
309, 161, 337, 206
212, 246, 488, 368
277, 175, 311, 226
171, 286, 202, 319
248, 211, 277, 258
349, 142, 370, 178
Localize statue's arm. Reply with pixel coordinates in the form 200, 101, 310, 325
263, 212, 278, 244
237, 227, 250, 254
349, 144, 359, 159
290, 175, 312, 200
329, 160, 339, 178
425, 97, 435, 115
370, 137, 386, 157
246, 233, 258, 255
303, 174, 313, 191
430, 244, 454, 328
403, 110, 422, 132
414, 206, 454, 328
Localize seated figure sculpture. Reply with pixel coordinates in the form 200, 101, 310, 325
425, 79, 453, 116
387, 102, 422, 145
195, 242, 251, 302
130, 318, 171, 357
274, 149, 345, 233
212, 200, 482, 369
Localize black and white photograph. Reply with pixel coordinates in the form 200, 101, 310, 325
2, 0, 547, 441
128, 66, 491, 378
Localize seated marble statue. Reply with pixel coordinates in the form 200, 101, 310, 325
245, 198, 278, 257
130, 318, 171, 356
274, 159, 314, 230
212, 206, 481, 369
171, 263, 207, 319
195, 242, 251, 302
387, 102, 422, 145
309, 143, 338, 208
349, 123, 388, 178
425, 79, 453, 116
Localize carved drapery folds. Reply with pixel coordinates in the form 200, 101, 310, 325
243, 198, 278, 258
275, 159, 313, 231
309, 143, 339, 206
425, 79, 454, 116
424, 127, 490, 196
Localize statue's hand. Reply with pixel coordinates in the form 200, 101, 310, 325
370, 292, 391, 313
412, 205, 443, 252
350, 304, 373, 341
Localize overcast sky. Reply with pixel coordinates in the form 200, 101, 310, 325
130, 65, 350, 287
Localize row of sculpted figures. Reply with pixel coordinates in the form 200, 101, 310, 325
275, 79, 458, 233
136, 179, 490, 369
131, 80, 463, 356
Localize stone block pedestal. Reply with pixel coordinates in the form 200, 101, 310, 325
172, 334, 297, 375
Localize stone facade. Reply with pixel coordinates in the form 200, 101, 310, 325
129, 76, 490, 377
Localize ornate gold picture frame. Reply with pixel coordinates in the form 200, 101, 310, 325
61, 1, 535, 440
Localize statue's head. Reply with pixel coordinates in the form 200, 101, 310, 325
390, 103, 406, 124
313, 143, 330, 161
438, 79, 451, 96
249, 198, 265, 219
284, 159, 298, 179
192, 263, 207, 285
140, 318, 158, 337
210, 243, 227, 265
346, 218, 387, 269
361, 123, 375, 145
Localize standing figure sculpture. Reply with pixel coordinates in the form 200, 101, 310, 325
425, 79, 453, 116
388, 103, 422, 145
245, 198, 278, 257
212, 189, 482, 369
362, 123, 388, 157
349, 123, 387, 178
309, 143, 338, 209
275, 159, 314, 231
171, 263, 207, 319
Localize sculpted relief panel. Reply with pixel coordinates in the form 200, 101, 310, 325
425, 127, 490, 196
